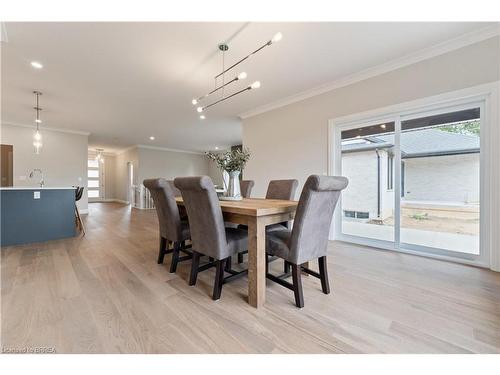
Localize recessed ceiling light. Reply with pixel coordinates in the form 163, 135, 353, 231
31, 61, 43, 69
215, 146, 219, 150
35, 119, 42, 123
200, 115, 205, 120
149, 136, 155, 140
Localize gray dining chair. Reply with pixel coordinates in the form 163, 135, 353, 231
240, 180, 255, 198
265, 175, 348, 308
143, 178, 192, 273
266, 179, 299, 201
237, 178, 299, 265
174, 176, 248, 300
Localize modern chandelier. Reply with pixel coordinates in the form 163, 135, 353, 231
192, 32, 282, 119
33, 90, 43, 154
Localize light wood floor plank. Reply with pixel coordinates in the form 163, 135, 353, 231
1, 202, 499, 353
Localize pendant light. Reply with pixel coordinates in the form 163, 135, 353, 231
33, 91, 43, 154
192, 32, 282, 118
95, 148, 104, 163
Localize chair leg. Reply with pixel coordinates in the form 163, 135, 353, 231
169, 241, 181, 273
225, 256, 232, 271
75, 205, 86, 236
284, 260, 290, 273
291, 264, 304, 308
157, 237, 167, 264
318, 256, 330, 294
213, 259, 225, 300
189, 251, 200, 286
237, 253, 244, 264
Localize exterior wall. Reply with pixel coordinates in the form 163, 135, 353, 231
342, 149, 394, 220
341, 151, 378, 219
380, 150, 395, 219
242, 37, 499, 198
0, 124, 89, 212
404, 153, 480, 203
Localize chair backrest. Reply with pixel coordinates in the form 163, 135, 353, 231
143, 178, 182, 241
166, 180, 182, 197
75, 186, 84, 201
240, 180, 255, 198
174, 176, 228, 259
289, 175, 348, 265
266, 179, 298, 200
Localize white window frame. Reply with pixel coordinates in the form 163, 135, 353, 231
328, 82, 499, 269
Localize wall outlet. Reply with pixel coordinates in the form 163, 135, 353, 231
34, 191, 40, 199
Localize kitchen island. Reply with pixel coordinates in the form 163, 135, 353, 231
0, 187, 76, 246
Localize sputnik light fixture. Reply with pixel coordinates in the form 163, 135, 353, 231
33, 90, 43, 154
192, 32, 282, 118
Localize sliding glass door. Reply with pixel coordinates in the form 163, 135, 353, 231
334, 99, 486, 264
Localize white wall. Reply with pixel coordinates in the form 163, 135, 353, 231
341, 150, 379, 218
342, 149, 394, 220
404, 153, 480, 203
137, 146, 209, 183
0, 124, 89, 211
110, 146, 211, 202
114, 147, 139, 202
102, 154, 116, 200
242, 37, 500, 198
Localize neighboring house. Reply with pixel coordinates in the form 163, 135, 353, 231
341, 127, 480, 221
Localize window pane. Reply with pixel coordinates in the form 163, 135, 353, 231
88, 190, 99, 198
88, 180, 99, 188
88, 159, 99, 168
400, 108, 480, 254
88, 170, 99, 178
341, 121, 395, 242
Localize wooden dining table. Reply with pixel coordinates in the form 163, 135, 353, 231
175, 197, 298, 308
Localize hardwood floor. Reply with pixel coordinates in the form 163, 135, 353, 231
2, 202, 499, 353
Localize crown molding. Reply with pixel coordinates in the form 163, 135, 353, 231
239, 25, 500, 120
1, 122, 90, 136
137, 144, 204, 155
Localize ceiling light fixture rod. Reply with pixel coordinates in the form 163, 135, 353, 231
201, 83, 258, 111
214, 32, 282, 79
193, 72, 247, 104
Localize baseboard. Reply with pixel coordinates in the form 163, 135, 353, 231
79, 209, 89, 215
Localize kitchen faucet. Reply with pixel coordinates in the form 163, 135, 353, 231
29, 168, 44, 188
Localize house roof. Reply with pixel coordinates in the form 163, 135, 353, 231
341, 128, 480, 158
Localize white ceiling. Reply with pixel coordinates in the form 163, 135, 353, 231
1, 22, 496, 153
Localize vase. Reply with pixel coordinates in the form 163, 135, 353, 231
225, 171, 242, 200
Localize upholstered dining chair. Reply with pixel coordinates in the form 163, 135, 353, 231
143, 178, 192, 273
266, 179, 299, 201
240, 180, 255, 198
166, 180, 188, 220
265, 175, 348, 308
174, 176, 248, 300
237, 178, 299, 265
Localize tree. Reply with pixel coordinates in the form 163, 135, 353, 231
438, 120, 480, 136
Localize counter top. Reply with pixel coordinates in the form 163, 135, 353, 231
0, 187, 77, 190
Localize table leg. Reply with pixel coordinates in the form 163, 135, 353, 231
248, 216, 266, 308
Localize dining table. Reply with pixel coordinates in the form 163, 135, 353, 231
175, 197, 298, 308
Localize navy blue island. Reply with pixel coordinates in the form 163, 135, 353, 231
0, 187, 77, 247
